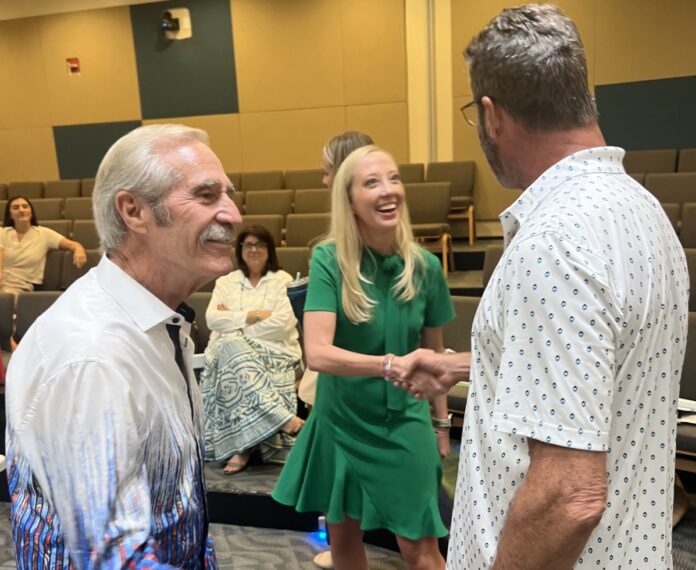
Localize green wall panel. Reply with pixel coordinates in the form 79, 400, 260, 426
53, 121, 142, 179
596, 76, 696, 150
131, 0, 239, 119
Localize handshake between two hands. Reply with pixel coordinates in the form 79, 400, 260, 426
388, 349, 472, 400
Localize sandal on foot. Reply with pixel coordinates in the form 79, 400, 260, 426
281, 416, 305, 435
223, 452, 250, 475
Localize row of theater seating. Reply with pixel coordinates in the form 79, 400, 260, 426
624, 148, 696, 174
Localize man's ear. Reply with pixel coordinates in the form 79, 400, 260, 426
114, 190, 151, 235
480, 95, 502, 142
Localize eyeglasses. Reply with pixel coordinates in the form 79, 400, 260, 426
460, 100, 479, 127
242, 241, 268, 251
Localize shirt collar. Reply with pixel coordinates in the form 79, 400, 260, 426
499, 146, 626, 246
95, 255, 192, 332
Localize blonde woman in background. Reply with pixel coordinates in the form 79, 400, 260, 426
273, 145, 453, 570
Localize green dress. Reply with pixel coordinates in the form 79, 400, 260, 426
272, 243, 455, 539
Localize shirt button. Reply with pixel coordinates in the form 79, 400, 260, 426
173, 317, 180, 324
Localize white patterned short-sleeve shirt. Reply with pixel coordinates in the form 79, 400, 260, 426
448, 147, 689, 569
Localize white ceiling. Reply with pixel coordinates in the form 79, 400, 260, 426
0, 0, 169, 21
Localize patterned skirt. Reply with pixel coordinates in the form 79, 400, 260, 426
201, 332, 300, 464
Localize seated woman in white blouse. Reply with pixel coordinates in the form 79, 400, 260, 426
0, 196, 86, 295
201, 225, 304, 475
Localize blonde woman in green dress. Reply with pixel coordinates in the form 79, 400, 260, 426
273, 145, 453, 570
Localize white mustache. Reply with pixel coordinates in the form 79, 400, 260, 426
200, 224, 235, 244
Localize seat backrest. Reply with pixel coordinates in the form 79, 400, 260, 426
226, 172, 241, 192
426, 161, 475, 199
679, 149, 696, 173
284, 169, 324, 190
645, 173, 696, 205
59, 249, 101, 290
41, 219, 71, 236
482, 243, 504, 288
240, 170, 284, 192
680, 312, 696, 401
398, 163, 425, 184
660, 203, 680, 234
685, 249, 696, 312
284, 213, 331, 247
34, 250, 65, 291
72, 220, 100, 249
404, 182, 451, 224
14, 291, 61, 341
681, 203, 696, 248
64, 197, 94, 220
238, 214, 284, 245
443, 296, 480, 353
628, 173, 645, 185
245, 189, 293, 216
0, 292, 14, 351
45, 180, 81, 199
32, 198, 65, 221
81, 178, 96, 197
623, 149, 677, 174
294, 188, 331, 213
277, 247, 310, 279
0, 183, 8, 200
230, 190, 244, 213
9, 181, 44, 199
186, 291, 213, 352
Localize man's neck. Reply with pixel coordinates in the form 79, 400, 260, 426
513, 123, 606, 189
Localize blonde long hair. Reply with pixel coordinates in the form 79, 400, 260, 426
324, 145, 426, 324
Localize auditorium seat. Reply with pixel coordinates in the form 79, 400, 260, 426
32, 198, 64, 221
230, 190, 244, 213
9, 181, 44, 200
64, 197, 93, 220
685, 249, 696, 312
14, 291, 61, 342
35, 250, 65, 291
277, 247, 310, 279
284, 169, 324, 190
661, 203, 680, 234
629, 173, 646, 185
293, 189, 331, 214
239, 215, 284, 246
44, 180, 81, 199
681, 204, 696, 248
245, 189, 293, 216
72, 220, 100, 249
42, 219, 71, 236
404, 182, 453, 276
0, 293, 13, 356
0, 183, 8, 200
226, 172, 242, 192
427, 160, 476, 245
482, 243, 504, 287
81, 178, 96, 197
675, 311, 696, 474
679, 149, 696, 173
398, 163, 425, 184
284, 213, 330, 247
240, 170, 283, 192
186, 291, 213, 352
623, 149, 677, 174
645, 173, 696, 207
59, 248, 101, 290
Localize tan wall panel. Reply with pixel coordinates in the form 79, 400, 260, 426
595, 0, 696, 84
239, 108, 346, 171
346, 103, 409, 164
39, 7, 141, 126
0, 18, 51, 129
0, 128, 59, 181
340, 0, 407, 105
232, 0, 344, 113
143, 114, 244, 172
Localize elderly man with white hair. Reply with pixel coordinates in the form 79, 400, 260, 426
5, 124, 242, 569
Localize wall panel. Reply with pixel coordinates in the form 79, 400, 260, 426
346, 102, 409, 163
0, 128, 59, 182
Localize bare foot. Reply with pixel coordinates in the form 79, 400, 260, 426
281, 416, 304, 435
222, 450, 251, 475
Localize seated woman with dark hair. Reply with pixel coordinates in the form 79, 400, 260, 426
0, 196, 86, 295
201, 225, 304, 475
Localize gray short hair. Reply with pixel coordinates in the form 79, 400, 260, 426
93, 124, 209, 254
465, 4, 597, 132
